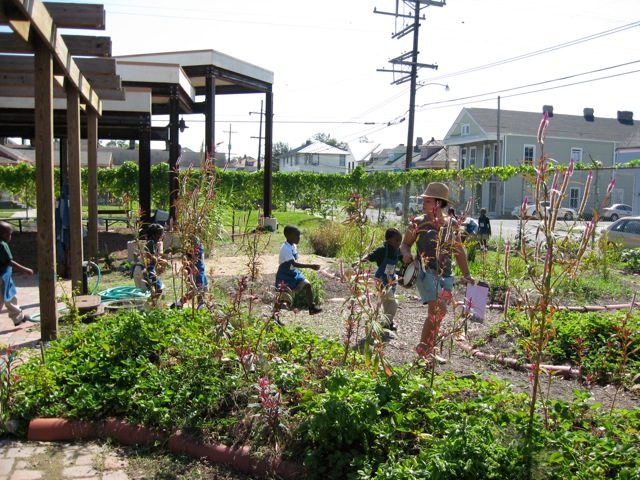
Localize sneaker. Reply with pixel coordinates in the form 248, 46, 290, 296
431, 353, 448, 365
309, 305, 323, 315
13, 316, 27, 326
197, 303, 207, 311
385, 323, 398, 331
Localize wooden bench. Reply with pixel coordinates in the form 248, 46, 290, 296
95, 209, 130, 232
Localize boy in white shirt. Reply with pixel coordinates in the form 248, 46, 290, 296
275, 225, 322, 315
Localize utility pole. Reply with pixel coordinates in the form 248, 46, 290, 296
224, 124, 236, 165
375, 0, 445, 218
250, 100, 265, 170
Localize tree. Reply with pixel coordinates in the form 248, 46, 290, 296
310, 133, 347, 151
272, 141, 290, 172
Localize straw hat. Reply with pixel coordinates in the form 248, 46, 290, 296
419, 182, 451, 203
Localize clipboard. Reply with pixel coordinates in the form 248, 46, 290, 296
464, 282, 489, 321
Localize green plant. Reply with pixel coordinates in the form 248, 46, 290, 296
621, 248, 640, 273
292, 269, 324, 309
307, 222, 347, 257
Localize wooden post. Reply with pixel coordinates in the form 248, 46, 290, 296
87, 111, 99, 261
34, 40, 58, 341
139, 114, 152, 226
205, 70, 216, 159
263, 91, 273, 217
66, 84, 83, 293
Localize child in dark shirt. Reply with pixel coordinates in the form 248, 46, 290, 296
354, 227, 403, 331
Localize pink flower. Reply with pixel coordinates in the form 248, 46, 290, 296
537, 111, 549, 145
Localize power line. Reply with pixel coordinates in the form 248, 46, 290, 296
414, 62, 640, 112
423, 20, 640, 82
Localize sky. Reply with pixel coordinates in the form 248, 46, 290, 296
67, 0, 640, 158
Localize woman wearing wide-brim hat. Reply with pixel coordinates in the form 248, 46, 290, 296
400, 182, 474, 363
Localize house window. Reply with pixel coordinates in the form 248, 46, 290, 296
469, 147, 477, 167
571, 148, 583, 163
524, 145, 535, 165
295, 155, 300, 166
461, 124, 470, 136
612, 188, 624, 205
460, 148, 467, 169
493, 143, 499, 167
483, 145, 491, 167
311, 155, 319, 166
339, 155, 346, 167
569, 187, 580, 209
305, 153, 312, 165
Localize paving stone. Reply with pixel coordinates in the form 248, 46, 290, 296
73, 454, 95, 466
0, 457, 16, 476
62, 465, 100, 477
5, 447, 42, 458
8, 469, 42, 480
102, 473, 130, 480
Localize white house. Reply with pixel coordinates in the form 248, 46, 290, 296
278, 141, 349, 174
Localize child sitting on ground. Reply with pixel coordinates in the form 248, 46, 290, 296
0, 221, 34, 326
171, 237, 208, 310
275, 224, 322, 316
353, 227, 403, 331
143, 223, 168, 299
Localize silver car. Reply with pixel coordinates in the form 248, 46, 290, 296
601, 204, 633, 221
602, 216, 640, 249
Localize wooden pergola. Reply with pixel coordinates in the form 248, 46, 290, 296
0, 0, 275, 341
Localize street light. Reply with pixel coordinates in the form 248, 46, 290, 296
249, 100, 265, 170
402, 81, 450, 220
417, 81, 449, 92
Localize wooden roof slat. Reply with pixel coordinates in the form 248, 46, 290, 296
0, 71, 35, 86
83, 73, 120, 89
0, 32, 112, 57
0, 31, 31, 53
4, 0, 102, 113
43, 2, 105, 30
94, 88, 125, 101
74, 57, 116, 75
0, 54, 32, 71
61, 34, 111, 57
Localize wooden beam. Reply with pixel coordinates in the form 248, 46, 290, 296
61, 34, 111, 57
74, 57, 116, 75
44, 2, 105, 30
66, 83, 83, 292
34, 38, 58, 340
0, 54, 33, 71
83, 73, 120, 89
94, 88, 125, 101
0, 31, 31, 53
7, 0, 102, 114
0, 71, 35, 86
87, 110, 98, 261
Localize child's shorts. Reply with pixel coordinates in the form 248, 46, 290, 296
416, 269, 454, 304
291, 278, 311, 294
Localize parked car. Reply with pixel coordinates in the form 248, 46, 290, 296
601, 216, 640, 249
511, 200, 577, 221
395, 196, 423, 216
601, 203, 633, 221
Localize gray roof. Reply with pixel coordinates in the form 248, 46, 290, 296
463, 107, 639, 143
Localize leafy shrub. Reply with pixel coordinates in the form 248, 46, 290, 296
307, 222, 348, 257
621, 248, 640, 273
511, 309, 640, 383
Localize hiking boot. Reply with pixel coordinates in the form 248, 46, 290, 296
309, 305, 323, 315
